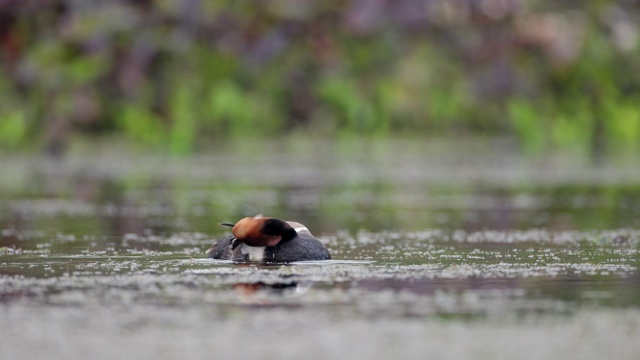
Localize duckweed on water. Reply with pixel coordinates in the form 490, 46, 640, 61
1, 230, 637, 312
1, 242, 639, 360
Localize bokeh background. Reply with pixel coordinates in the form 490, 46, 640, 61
2, 0, 640, 238
1, 0, 639, 156
2, 5, 640, 359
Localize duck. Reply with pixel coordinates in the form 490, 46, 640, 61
205, 215, 331, 262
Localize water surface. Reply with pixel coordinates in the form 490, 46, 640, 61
1, 137, 639, 359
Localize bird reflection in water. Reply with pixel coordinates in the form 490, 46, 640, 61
232, 281, 311, 305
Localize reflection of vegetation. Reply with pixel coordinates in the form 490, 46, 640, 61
3, 168, 639, 237
0, 1, 638, 154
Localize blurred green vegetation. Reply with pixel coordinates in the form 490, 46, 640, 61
0, 0, 639, 155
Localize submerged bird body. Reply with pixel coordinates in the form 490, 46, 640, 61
206, 216, 331, 262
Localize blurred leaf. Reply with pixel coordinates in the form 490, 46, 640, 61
169, 84, 197, 154
64, 55, 110, 85
507, 99, 546, 153
117, 104, 166, 145
427, 87, 465, 126
317, 76, 381, 134
550, 105, 593, 153
0, 110, 27, 148
206, 80, 254, 136
604, 99, 640, 151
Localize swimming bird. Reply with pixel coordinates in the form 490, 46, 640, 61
205, 215, 331, 262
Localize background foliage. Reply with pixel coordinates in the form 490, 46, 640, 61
0, 0, 639, 154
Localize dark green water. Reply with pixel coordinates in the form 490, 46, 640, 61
1, 138, 639, 359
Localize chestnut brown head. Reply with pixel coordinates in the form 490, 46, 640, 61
220, 216, 297, 249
